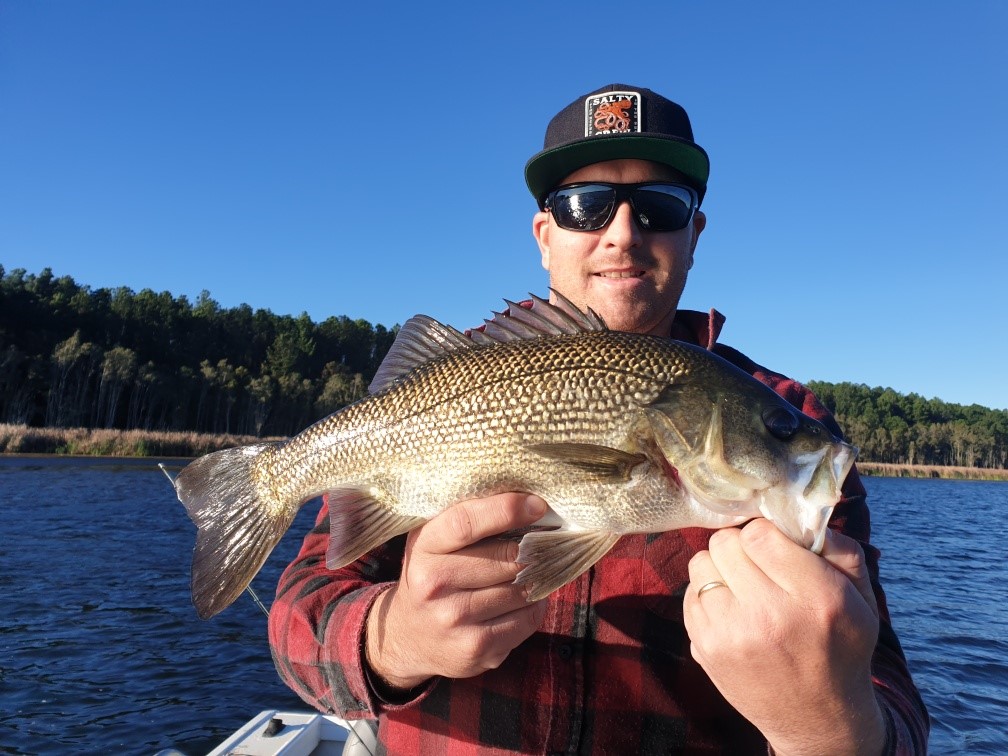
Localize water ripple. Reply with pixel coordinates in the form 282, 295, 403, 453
2, 460, 1006, 753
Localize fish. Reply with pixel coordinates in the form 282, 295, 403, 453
172, 292, 857, 619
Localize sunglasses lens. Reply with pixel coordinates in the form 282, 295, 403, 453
550, 185, 616, 231
632, 185, 695, 231
549, 183, 696, 232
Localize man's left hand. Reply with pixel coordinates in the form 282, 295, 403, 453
683, 518, 888, 756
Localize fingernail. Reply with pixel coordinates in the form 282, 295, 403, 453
525, 495, 546, 517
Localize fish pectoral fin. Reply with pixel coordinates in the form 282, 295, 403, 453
525, 443, 647, 482
325, 488, 426, 568
515, 529, 621, 601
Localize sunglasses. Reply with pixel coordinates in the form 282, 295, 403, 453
543, 182, 698, 233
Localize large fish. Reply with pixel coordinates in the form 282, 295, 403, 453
173, 293, 856, 619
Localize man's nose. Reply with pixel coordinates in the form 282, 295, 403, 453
602, 200, 642, 248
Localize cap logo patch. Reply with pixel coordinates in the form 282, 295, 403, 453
585, 91, 641, 137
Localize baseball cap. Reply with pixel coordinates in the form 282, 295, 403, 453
525, 83, 709, 207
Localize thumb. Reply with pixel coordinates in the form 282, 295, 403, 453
818, 528, 878, 617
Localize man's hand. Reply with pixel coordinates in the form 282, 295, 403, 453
365, 493, 549, 692
683, 519, 888, 756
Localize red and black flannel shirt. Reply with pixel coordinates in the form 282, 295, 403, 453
268, 309, 929, 755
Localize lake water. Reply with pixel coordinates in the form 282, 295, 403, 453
1, 457, 1005, 754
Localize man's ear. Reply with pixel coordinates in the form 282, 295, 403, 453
533, 211, 552, 271
691, 209, 707, 254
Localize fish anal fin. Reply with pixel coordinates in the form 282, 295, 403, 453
326, 488, 426, 568
515, 530, 620, 601
525, 443, 646, 482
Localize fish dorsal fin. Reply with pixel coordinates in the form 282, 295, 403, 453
368, 315, 475, 394
477, 289, 608, 344
369, 291, 607, 393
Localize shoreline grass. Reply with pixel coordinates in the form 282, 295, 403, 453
854, 461, 1008, 482
2, 423, 1006, 481
0, 423, 275, 459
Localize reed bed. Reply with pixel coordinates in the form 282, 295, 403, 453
855, 461, 1008, 482
2, 424, 1006, 480
0, 424, 274, 458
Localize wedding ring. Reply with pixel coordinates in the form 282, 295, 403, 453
697, 580, 728, 598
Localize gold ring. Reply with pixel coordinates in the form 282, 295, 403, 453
697, 580, 728, 598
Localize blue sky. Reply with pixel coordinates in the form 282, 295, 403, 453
2, 2, 1006, 410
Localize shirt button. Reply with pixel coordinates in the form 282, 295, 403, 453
557, 644, 574, 660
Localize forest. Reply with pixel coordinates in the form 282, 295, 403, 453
2, 265, 1006, 468
0, 266, 395, 438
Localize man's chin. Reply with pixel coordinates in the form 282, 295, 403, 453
594, 305, 672, 336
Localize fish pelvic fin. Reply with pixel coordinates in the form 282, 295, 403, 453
515, 529, 621, 602
325, 488, 426, 568
525, 442, 647, 482
173, 442, 293, 620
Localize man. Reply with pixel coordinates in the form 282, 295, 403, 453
269, 84, 928, 754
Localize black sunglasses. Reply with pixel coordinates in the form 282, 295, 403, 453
543, 182, 698, 233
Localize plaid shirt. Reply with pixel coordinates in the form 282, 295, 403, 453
268, 309, 929, 755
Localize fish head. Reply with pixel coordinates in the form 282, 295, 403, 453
756, 408, 857, 552
644, 355, 857, 552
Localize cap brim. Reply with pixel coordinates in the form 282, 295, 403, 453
525, 135, 710, 205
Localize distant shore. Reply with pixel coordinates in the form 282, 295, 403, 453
0, 423, 271, 459
1, 423, 1006, 481
854, 462, 1008, 481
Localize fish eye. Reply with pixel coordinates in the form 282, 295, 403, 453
762, 406, 799, 440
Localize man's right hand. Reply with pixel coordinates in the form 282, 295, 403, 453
364, 492, 550, 692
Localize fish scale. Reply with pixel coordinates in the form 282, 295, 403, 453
277, 334, 679, 514
172, 293, 856, 619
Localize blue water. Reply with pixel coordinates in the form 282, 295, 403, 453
1, 458, 1005, 754
866, 476, 1008, 754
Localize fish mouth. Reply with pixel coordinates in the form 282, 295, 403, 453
759, 441, 858, 553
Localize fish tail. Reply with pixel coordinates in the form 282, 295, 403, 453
173, 442, 295, 619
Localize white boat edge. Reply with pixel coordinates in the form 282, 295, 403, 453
205, 709, 378, 756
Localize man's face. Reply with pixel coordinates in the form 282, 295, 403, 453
532, 159, 706, 336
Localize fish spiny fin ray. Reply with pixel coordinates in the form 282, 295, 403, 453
371, 292, 608, 389
325, 488, 426, 568
536, 289, 608, 332
515, 530, 621, 601
477, 289, 608, 345
525, 442, 647, 482
369, 315, 474, 394
172, 442, 293, 619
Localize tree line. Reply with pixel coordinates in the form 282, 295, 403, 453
1, 266, 396, 437
808, 381, 1007, 469
2, 266, 1005, 468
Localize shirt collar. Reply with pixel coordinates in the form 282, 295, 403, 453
669, 308, 726, 350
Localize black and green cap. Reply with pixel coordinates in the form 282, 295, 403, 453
525, 83, 710, 207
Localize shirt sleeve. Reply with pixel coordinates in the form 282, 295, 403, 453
267, 497, 435, 718
739, 359, 931, 755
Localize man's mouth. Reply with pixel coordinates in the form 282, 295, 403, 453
595, 269, 645, 279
